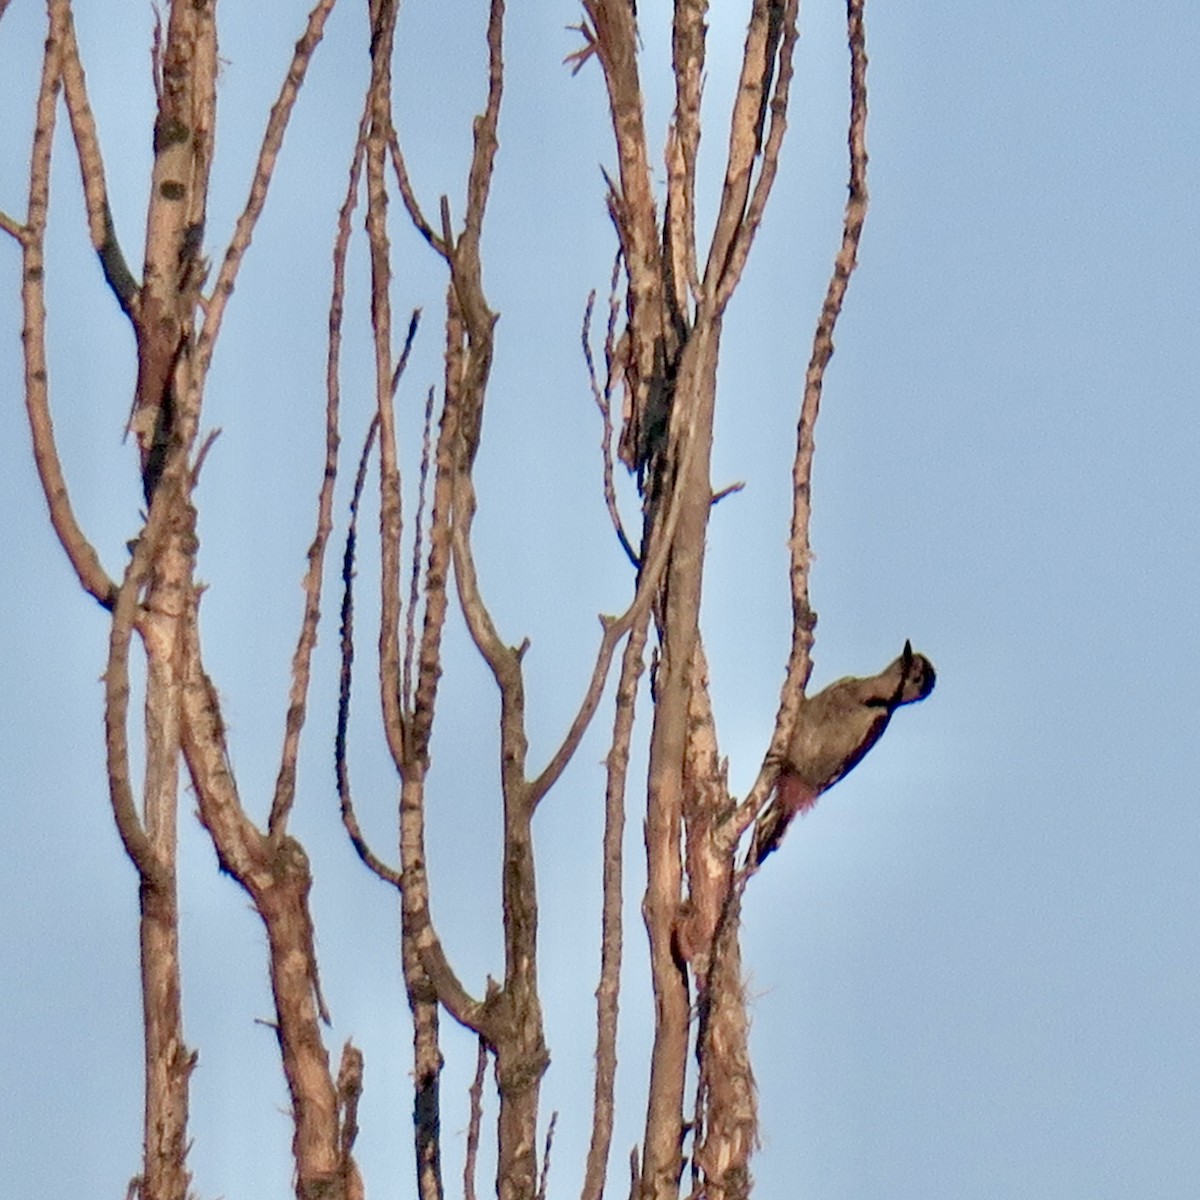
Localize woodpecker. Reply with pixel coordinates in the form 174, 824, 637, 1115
748, 640, 936, 866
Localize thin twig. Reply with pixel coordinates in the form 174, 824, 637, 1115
266, 294, 348, 835
581, 610, 649, 1200
403, 385, 436, 715
733, 0, 870, 848
57, 6, 139, 317
710, 481, 744, 505
388, 133, 447, 258
537, 1111, 559, 1200
104, 518, 167, 879
336, 414, 402, 886
196, 0, 339, 380
463, 1037, 488, 1200
582, 285, 639, 567
462, 0, 505, 248
391, 307, 422, 398
365, 4, 411, 780
0, 211, 26, 241
189, 428, 222, 487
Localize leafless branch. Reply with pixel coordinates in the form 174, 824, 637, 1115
19, 11, 116, 609
391, 308, 422, 397
537, 1111, 559, 1200
464, 1037, 489, 1200
582, 283, 639, 567
336, 1041, 366, 1200
414, 932, 489, 1036
666, 0, 706, 308
581, 610, 649, 1200
388, 133, 448, 258
564, 17, 598, 76
705, 0, 798, 310
188, 427, 222, 488
327, 80, 406, 882
0, 211, 27, 241
710, 481, 744, 506
449, 475, 523, 693
103, 530, 162, 879
403, 384, 436, 713
583, 0, 674, 477
734, 0, 871, 845
57, 6, 139, 318
365, 5, 412, 782
462, 0, 505, 249
196, 0, 339, 380
407, 380, 455, 766
337, 414, 403, 887
266, 264, 351, 837
712, 0, 799, 311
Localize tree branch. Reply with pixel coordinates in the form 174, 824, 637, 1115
20, 9, 116, 609
704, 0, 797, 310
337, 414, 404, 887
195, 0, 339, 382
581, 609, 649, 1200
666, 0, 706, 309
734, 0, 871, 848
464, 1037, 489, 1200
712, 0, 799, 311
582, 279, 639, 567
0, 211, 28, 241
57, 4, 139, 319
403, 385, 437, 715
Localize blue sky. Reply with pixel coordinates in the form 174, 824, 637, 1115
2, 1, 1199, 1197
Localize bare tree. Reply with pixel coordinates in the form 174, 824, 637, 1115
3, 2, 933, 1199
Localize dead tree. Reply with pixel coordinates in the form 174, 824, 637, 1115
4, 1, 934, 1199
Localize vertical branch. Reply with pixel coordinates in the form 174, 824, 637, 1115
711, 0, 799, 312
582, 0, 675, 477
355, 9, 454, 1200
194, 0, 340, 382
582, 280, 638, 566
638, 318, 721, 1200
464, 1038, 489, 1200
581, 611, 650, 1200
785, 0, 870, 732
129, 10, 219, 1192
128, 0, 217, 495
704, 0, 799, 311
679, 649, 753, 1200
402, 384, 436, 710
365, 0, 407, 777
266, 186, 349, 833
20, 3, 116, 609
665, 0, 706, 309
399, 365, 458, 1200
57, 4, 139, 317
337, 416, 406, 886
688, 886, 755, 1200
